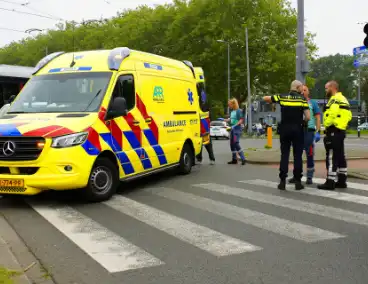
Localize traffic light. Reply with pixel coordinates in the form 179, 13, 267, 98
364, 23, 368, 48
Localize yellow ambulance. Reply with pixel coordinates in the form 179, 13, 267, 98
0, 47, 202, 201
194, 67, 210, 145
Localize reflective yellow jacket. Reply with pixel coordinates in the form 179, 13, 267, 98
323, 92, 352, 130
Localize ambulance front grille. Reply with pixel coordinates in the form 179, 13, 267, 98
0, 137, 45, 161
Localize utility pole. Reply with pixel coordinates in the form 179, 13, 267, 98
227, 42, 231, 115
245, 27, 252, 135
296, 0, 309, 83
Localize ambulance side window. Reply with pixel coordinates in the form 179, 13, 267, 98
111, 75, 135, 111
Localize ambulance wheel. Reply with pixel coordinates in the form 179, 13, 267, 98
178, 143, 193, 175
83, 157, 119, 202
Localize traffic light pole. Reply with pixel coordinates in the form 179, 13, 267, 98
358, 68, 361, 108
296, 0, 306, 83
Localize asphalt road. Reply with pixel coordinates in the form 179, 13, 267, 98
235, 136, 368, 151
1, 146, 368, 284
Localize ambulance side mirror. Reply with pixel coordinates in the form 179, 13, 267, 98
106, 97, 128, 120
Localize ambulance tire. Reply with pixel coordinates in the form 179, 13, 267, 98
83, 157, 119, 202
178, 143, 193, 175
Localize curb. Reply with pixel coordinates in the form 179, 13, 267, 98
0, 214, 56, 284
347, 172, 368, 180
246, 157, 368, 166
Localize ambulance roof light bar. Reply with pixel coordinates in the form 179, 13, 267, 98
183, 60, 196, 78
108, 47, 131, 70
32, 51, 65, 75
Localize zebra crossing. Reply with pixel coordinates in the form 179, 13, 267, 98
24, 177, 368, 274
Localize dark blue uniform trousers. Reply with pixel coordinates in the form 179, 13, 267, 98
279, 124, 304, 181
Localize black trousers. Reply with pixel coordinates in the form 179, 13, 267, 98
196, 137, 215, 161
279, 124, 304, 181
324, 129, 347, 181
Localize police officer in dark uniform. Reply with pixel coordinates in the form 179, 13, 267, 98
263, 80, 310, 190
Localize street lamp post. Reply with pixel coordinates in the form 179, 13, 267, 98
217, 40, 231, 115
296, 0, 308, 83
25, 28, 48, 55
245, 27, 252, 135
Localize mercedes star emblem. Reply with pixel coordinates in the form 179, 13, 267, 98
2, 141, 16, 156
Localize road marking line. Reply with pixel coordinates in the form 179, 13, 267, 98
305, 177, 368, 192
104, 196, 260, 256
240, 180, 368, 206
28, 202, 163, 273
193, 183, 368, 227
148, 188, 344, 243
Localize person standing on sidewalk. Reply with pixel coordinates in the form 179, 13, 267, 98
225, 98, 246, 165
263, 80, 310, 190
289, 84, 321, 185
318, 81, 352, 190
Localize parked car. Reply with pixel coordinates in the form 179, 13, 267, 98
210, 120, 231, 139
358, 122, 368, 130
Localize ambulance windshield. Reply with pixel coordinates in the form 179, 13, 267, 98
7, 72, 112, 113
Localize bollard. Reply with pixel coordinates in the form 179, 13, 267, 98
358, 116, 361, 138
267, 126, 272, 148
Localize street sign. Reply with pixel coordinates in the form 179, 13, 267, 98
353, 46, 368, 56
353, 46, 368, 67
354, 59, 368, 68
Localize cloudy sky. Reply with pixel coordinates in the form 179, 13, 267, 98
0, 0, 367, 57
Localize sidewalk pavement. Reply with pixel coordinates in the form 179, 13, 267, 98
0, 213, 55, 284
245, 147, 368, 180
243, 134, 368, 140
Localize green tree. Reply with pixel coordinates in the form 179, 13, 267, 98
308, 54, 356, 99
0, 0, 317, 110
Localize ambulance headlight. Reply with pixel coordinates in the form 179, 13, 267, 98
51, 132, 88, 148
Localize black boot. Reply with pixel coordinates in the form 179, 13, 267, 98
227, 159, 238, 164
317, 179, 335, 190
295, 181, 304, 190
278, 180, 286, 190
336, 174, 347, 189
288, 177, 296, 184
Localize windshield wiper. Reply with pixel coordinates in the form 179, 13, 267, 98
83, 89, 102, 112
7, 111, 27, 114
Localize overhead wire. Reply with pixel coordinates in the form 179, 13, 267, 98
0, 7, 61, 20
0, 26, 25, 33
0, 0, 64, 20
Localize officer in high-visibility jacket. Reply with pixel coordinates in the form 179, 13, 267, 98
318, 81, 352, 190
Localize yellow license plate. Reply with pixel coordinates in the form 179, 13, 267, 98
0, 179, 24, 188
203, 134, 210, 144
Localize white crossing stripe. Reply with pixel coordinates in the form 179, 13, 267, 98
29, 202, 163, 273
149, 188, 344, 243
193, 183, 368, 227
305, 177, 368, 192
241, 180, 368, 206
104, 196, 261, 256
